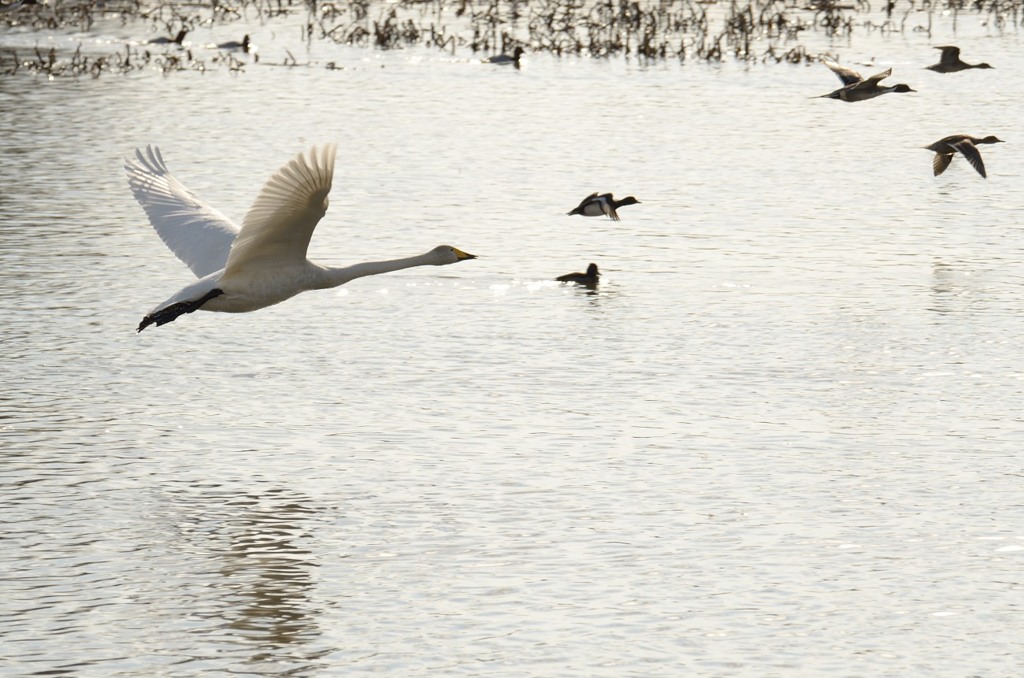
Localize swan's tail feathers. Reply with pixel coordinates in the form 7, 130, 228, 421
137, 288, 224, 332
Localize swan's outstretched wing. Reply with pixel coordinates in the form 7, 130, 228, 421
125, 145, 239, 278
224, 144, 336, 276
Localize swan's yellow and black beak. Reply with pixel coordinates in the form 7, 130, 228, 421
454, 248, 477, 261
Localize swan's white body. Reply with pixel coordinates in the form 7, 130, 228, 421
125, 144, 475, 331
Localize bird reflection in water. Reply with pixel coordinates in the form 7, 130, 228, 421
171, 484, 326, 670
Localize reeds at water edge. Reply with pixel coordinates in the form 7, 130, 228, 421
1, 0, 1019, 77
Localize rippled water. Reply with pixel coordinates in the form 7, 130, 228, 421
2, 10, 1023, 677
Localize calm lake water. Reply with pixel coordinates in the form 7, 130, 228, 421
2, 6, 1023, 676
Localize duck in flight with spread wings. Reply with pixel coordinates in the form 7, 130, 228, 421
817, 60, 915, 102
567, 193, 640, 221
924, 134, 1004, 178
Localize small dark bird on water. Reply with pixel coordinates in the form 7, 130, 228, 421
924, 134, 1004, 178
925, 46, 993, 73
567, 193, 640, 221
484, 46, 524, 69
217, 34, 251, 53
817, 60, 915, 102
148, 28, 188, 46
556, 263, 600, 287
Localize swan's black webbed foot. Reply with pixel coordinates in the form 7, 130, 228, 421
137, 288, 224, 332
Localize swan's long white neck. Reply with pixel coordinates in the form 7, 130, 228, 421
316, 252, 437, 289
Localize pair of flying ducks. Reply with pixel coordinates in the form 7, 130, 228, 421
817, 46, 991, 102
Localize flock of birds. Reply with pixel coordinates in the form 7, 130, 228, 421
816, 45, 1003, 178
123, 36, 646, 330
126, 145, 635, 332
125, 43, 1001, 332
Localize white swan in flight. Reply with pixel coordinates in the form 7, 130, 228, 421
125, 144, 476, 332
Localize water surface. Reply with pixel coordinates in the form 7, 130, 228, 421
1, 12, 1023, 677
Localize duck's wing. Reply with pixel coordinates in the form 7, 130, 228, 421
932, 152, 953, 176
935, 135, 962, 148
823, 60, 863, 86
125, 145, 240, 279
568, 192, 600, 214
935, 46, 960, 64
224, 144, 337, 276
858, 67, 893, 86
951, 139, 987, 178
600, 198, 621, 221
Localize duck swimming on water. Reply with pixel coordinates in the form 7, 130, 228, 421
817, 60, 915, 102
926, 46, 993, 73
216, 34, 251, 52
484, 46, 524, 68
567, 193, 640, 221
147, 28, 188, 46
556, 263, 600, 287
924, 134, 1004, 178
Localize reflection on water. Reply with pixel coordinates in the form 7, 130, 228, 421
168, 484, 325, 671
0, 458, 331, 675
